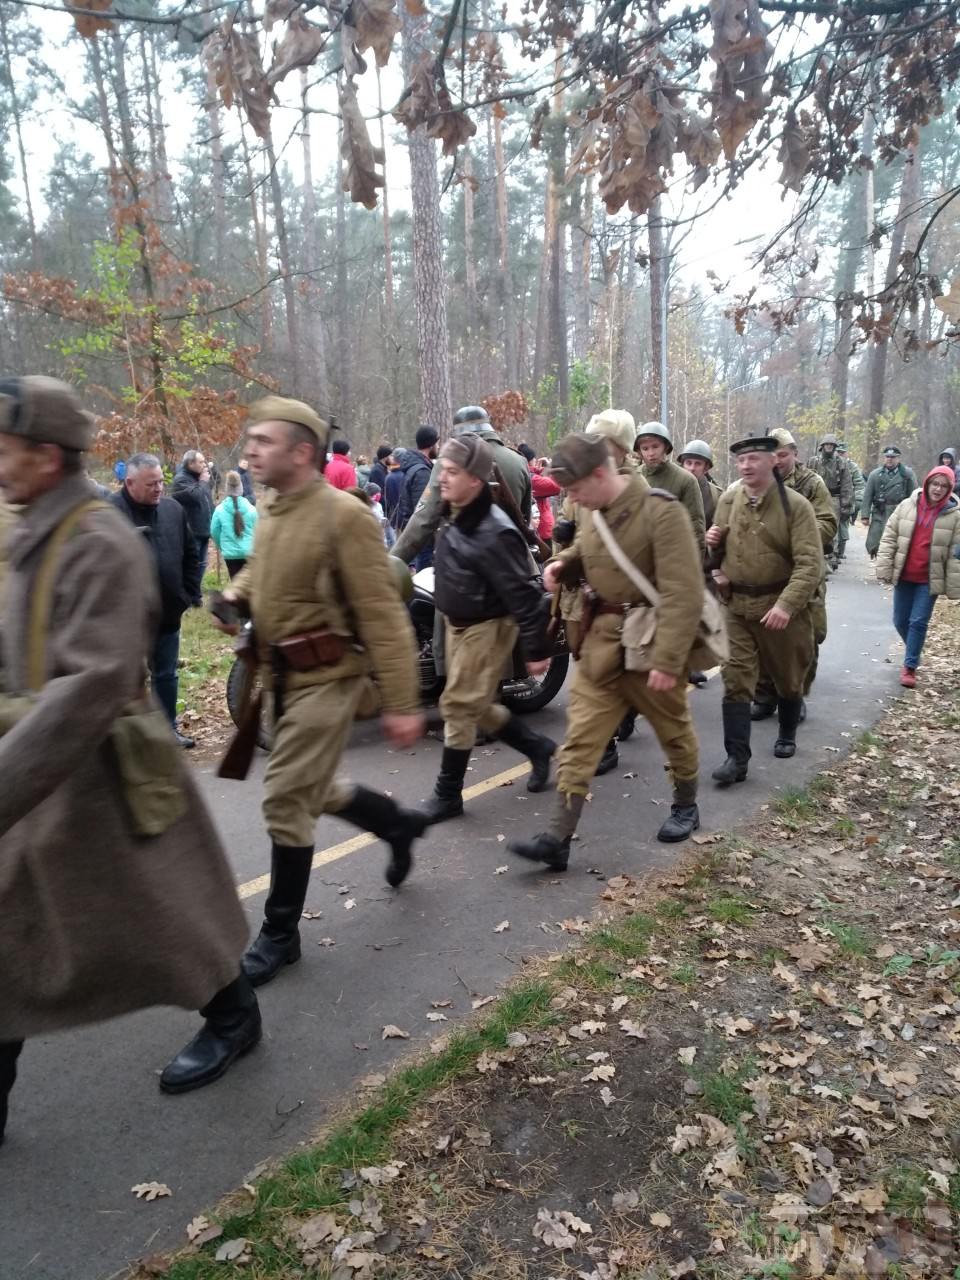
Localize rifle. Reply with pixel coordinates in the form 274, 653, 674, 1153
218, 627, 262, 781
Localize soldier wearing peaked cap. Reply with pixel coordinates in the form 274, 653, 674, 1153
707, 435, 823, 785
217, 396, 428, 992
860, 446, 918, 559
509, 432, 705, 872
0, 376, 263, 1140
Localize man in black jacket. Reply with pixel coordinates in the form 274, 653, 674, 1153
399, 426, 439, 570
171, 448, 214, 569
111, 452, 202, 748
423, 433, 556, 824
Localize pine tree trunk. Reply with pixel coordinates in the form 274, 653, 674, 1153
829, 171, 865, 435
109, 28, 174, 451
264, 126, 301, 393
400, 5, 453, 433
867, 139, 921, 460
0, 7, 37, 258
147, 32, 173, 224
492, 106, 517, 388
648, 196, 667, 422
300, 69, 328, 410
570, 175, 592, 363
204, 45, 227, 269
334, 121, 352, 429
238, 116, 271, 351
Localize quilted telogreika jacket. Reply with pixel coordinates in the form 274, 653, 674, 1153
876, 479, 960, 598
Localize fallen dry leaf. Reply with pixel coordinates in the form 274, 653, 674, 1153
214, 1238, 252, 1262
583, 1063, 616, 1082
493, 920, 510, 933
678, 1046, 697, 1065
650, 1210, 672, 1228
381, 1024, 409, 1040
132, 1182, 172, 1202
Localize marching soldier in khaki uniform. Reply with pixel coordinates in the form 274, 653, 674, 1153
635, 421, 705, 551
509, 434, 705, 871
219, 397, 427, 989
392, 405, 531, 564
708, 436, 824, 783
561, 410, 646, 774
751, 428, 837, 720
422, 433, 555, 823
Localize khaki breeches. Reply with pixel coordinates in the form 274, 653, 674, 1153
556, 662, 699, 797
262, 679, 363, 846
755, 595, 827, 702
722, 610, 815, 704
439, 617, 516, 749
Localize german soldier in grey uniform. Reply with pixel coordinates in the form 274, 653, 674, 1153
861, 446, 918, 559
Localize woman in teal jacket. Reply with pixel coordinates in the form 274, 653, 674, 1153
210, 470, 258, 577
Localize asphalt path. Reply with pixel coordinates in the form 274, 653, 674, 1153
0, 534, 902, 1280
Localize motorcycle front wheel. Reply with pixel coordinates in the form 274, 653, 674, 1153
500, 652, 569, 714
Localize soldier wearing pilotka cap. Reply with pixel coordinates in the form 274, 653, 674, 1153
509, 432, 705, 871
707, 434, 824, 785
215, 395, 429, 992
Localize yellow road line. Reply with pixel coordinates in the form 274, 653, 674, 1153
236, 760, 532, 900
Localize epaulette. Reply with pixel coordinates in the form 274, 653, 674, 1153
647, 487, 677, 501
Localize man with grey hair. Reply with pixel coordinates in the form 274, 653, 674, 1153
111, 452, 202, 748
171, 447, 213, 569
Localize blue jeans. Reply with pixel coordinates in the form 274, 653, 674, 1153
151, 626, 181, 726
892, 579, 936, 670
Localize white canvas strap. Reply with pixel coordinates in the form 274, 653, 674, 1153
590, 509, 661, 607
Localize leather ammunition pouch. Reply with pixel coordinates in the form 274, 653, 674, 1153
272, 629, 348, 672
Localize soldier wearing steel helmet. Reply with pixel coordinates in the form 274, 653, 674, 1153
678, 438, 724, 530
751, 427, 836, 721
635, 421, 706, 551
216, 396, 428, 993
391, 405, 532, 564
809, 432, 853, 568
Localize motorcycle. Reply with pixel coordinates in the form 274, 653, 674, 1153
225, 568, 570, 752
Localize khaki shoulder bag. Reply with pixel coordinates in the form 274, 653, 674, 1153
28, 500, 187, 838
591, 510, 729, 673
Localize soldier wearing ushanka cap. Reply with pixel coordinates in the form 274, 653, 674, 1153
707, 435, 823, 784
419, 432, 556, 825
508, 432, 705, 870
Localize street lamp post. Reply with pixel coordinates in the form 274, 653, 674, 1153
724, 375, 769, 479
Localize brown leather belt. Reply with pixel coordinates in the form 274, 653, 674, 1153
729, 578, 790, 597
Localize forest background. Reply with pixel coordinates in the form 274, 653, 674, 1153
0, 0, 958, 482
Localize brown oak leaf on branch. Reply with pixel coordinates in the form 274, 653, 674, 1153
340, 80, 386, 210
708, 0, 772, 159
394, 59, 475, 156
427, 84, 477, 156
266, 14, 327, 88
208, 24, 274, 140
64, 0, 112, 39
345, 0, 401, 69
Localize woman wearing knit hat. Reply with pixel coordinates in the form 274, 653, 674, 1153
422, 433, 557, 823
211, 470, 258, 578
875, 465, 960, 687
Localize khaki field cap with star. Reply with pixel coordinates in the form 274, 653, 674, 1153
548, 433, 610, 486
0, 376, 95, 451
246, 395, 330, 450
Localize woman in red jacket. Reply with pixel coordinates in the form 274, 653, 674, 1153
518, 445, 562, 540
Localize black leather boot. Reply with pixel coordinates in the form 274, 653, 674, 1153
242, 844, 314, 987
774, 698, 803, 758
509, 795, 584, 872
657, 777, 701, 842
336, 785, 429, 887
617, 710, 637, 741
712, 701, 752, 786
594, 738, 619, 776
0, 1041, 24, 1147
159, 976, 262, 1094
750, 698, 776, 721
422, 747, 471, 824
496, 716, 557, 792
